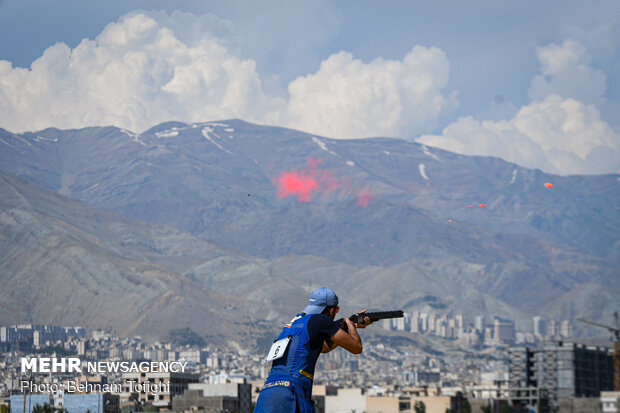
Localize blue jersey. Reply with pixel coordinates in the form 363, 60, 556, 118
254, 313, 332, 413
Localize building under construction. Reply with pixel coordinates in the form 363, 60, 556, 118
509, 341, 614, 411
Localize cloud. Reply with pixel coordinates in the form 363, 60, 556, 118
560, 21, 618, 63
417, 39, 619, 176
417, 94, 620, 175
286, 47, 458, 139
528, 40, 607, 107
0, 11, 457, 140
207, 0, 342, 88
0, 12, 285, 133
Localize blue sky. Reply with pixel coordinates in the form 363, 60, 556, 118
0, 0, 618, 174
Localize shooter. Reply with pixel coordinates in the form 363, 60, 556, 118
254, 287, 403, 412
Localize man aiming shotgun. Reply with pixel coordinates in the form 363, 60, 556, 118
254, 287, 403, 413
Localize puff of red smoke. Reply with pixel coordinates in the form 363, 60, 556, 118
275, 171, 318, 202
274, 157, 374, 207
275, 158, 340, 202
356, 188, 376, 207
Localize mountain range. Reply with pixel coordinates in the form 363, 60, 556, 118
0, 119, 618, 343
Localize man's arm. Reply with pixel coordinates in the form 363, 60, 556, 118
329, 318, 363, 354
321, 340, 337, 353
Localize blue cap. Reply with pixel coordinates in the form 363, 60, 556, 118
303, 287, 339, 315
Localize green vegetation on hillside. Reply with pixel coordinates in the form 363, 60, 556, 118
167, 327, 205, 347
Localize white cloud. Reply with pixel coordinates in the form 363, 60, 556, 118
418, 39, 619, 176
560, 21, 618, 63
0, 12, 285, 133
528, 39, 607, 107
0, 11, 458, 139
417, 94, 620, 175
1, 12, 616, 177
286, 47, 458, 139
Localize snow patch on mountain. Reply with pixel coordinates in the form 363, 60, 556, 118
34, 135, 59, 143
421, 144, 441, 162
156, 129, 179, 138
202, 127, 233, 155
121, 129, 146, 146
208, 122, 230, 128
0, 138, 17, 150
419, 163, 429, 180
15, 135, 32, 147
509, 169, 518, 184
312, 137, 338, 157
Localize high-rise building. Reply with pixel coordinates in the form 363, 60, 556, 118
475, 316, 485, 333
455, 314, 464, 329
77, 340, 88, 356
560, 320, 572, 338
509, 342, 614, 410
419, 313, 429, 333
484, 327, 495, 346
64, 326, 86, 339
533, 316, 547, 338
0, 326, 11, 342
494, 317, 516, 345
547, 320, 558, 338
410, 311, 420, 333
458, 328, 482, 348
435, 318, 444, 336
180, 349, 207, 364
155, 349, 168, 361
428, 313, 436, 333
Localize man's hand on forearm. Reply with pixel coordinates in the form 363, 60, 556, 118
332, 318, 363, 354
355, 309, 373, 329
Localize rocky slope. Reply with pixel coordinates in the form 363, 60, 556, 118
0, 120, 618, 334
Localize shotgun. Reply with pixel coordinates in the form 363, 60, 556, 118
336, 310, 404, 331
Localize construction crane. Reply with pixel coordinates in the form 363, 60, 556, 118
576, 311, 620, 391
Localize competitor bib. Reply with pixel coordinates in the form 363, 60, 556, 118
266, 336, 291, 361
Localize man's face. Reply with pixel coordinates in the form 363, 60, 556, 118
329, 306, 339, 319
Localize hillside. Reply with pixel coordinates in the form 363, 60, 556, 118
0, 120, 618, 331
